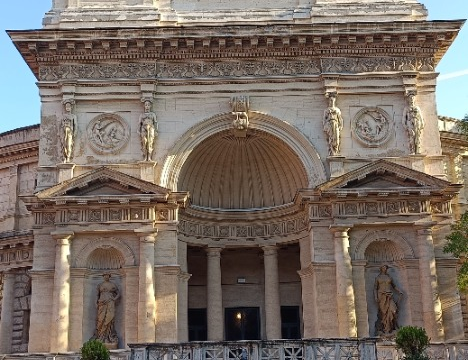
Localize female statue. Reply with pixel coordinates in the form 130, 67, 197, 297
402, 92, 424, 154
374, 265, 403, 335
323, 93, 344, 156
139, 100, 158, 161
61, 101, 76, 163
94, 273, 120, 344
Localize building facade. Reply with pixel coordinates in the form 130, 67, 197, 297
1, 0, 467, 354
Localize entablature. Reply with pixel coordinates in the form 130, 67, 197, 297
8, 20, 464, 79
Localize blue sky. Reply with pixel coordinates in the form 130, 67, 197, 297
0, 1, 467, 133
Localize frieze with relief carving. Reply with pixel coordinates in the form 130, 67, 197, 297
309, 199, 443, 219
179, 214, 308, 240
352, 107, 393, 148
37, 56, 434, 81
87, 114, 130, 155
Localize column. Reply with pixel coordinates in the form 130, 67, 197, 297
417, 227, 445, 341
263, 245, 282, 339
138, 234, 156, 343
206, 247, 223, 341
50, 231, 73, 353
0, 271, 15, 353
332, 226, 358, 337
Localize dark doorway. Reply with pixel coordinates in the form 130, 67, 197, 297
281, 306, 301, 339
225, 307, 261, 340
188, 308, 207, 341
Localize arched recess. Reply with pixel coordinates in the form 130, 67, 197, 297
353, 229, 415, 261
74, 237, 136, 268
355, 229, 415, 336
74, 237, 132, 350
160, 112, 327, 192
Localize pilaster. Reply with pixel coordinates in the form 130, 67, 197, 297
0, 271, 16, 354
352, 260, 369, 337
138, 234, 156, 343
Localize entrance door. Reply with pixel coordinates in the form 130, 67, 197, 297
225, 307, 260, 340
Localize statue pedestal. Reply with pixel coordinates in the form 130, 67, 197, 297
138, 161, 157, 183
327, 156, 345, 179
104, 342, 118, 350
57, 163, 75, 183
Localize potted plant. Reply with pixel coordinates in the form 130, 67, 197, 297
395, 326, 430, 360
80, 339, 110, 360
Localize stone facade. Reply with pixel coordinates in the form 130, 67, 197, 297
0, 0, 467, 355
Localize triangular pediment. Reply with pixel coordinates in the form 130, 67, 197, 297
36, 167, 170, 199
317, 160, 454, 194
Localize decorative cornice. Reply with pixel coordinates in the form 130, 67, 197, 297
8, 20, 463, 79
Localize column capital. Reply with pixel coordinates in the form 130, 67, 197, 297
140, 234, 157, 243
417, 228, 433, 236
2, 270, 16, 280
50, 231, 74, 243
206, 247, 223, 257
329, 225, 351, 236
262, 245, 278, 256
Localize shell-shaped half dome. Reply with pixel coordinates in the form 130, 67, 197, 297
178, 129, 308, 210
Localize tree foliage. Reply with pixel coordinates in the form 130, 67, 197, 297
444, 211, 468, 291
395, 326, 430, 360
456, 114, 468, 135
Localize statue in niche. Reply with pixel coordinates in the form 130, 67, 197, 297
94, 273, 120, 346
230, 96, 250, 131
139, 99, 158, 161
61, 100, 77, 163
402, 91, 425, 154
374, 265, 403, 336
323, 92, 344, 156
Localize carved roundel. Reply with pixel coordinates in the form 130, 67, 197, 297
87, 114, 130, 154
352, 107, 393, 147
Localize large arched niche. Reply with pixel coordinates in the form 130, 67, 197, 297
161, 112, 326, 209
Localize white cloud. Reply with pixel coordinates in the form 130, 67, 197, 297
438, 69, 468, 81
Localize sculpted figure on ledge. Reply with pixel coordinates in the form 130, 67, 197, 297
374, 265, 403, 336
139, 98, 158, 161
402, 91, 424, 154
323, 92, 344, 156
61, 100, 77, 163
94, 273, 120, 346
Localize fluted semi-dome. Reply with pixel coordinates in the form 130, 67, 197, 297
178, 129, 308, 210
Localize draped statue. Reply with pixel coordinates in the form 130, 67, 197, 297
323, 92, 344, 156
94, 273, 120, 345
374, 265, 403, 335
402, 91, 424, 154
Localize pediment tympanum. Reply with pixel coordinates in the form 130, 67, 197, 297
316, 160, 460, 197
36, 167, 170, 199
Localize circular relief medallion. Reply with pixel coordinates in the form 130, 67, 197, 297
352, 107, 393, 147
87, 114, 130, 154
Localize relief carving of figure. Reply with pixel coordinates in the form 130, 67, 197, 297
61, 100, 77, 163
230, 96, 250, 131
94, 273, 120, 345
139, 99, 158, 161
402, 91, 425, 154
323, 92, 344, 156
374, 265, 403, 336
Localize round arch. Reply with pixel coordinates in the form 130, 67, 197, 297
353, 229, 416, 261
160, 112, 327, 191
74, 237, 136, 268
